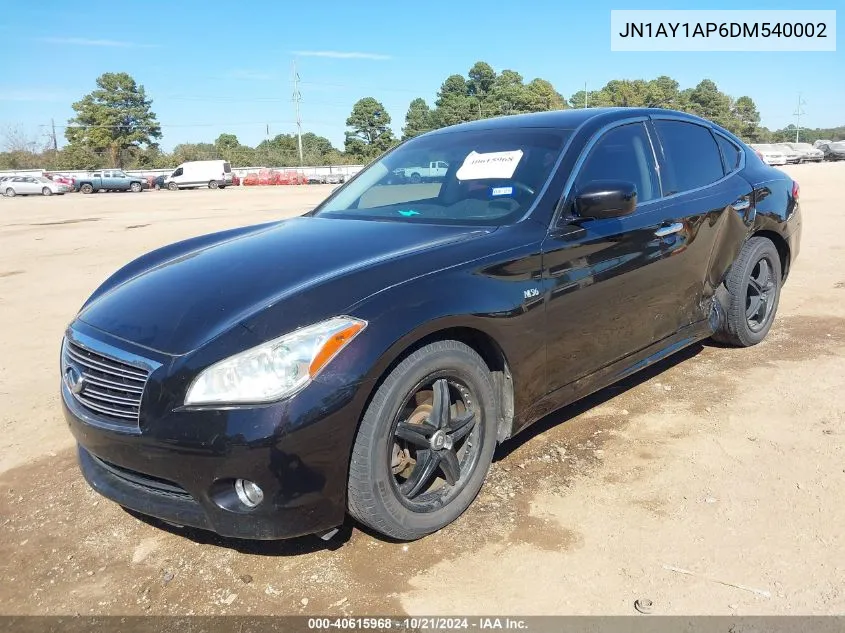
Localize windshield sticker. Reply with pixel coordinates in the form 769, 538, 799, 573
491, 186, 514, 197
397, 210, 420, 217
456, 150, 524, 181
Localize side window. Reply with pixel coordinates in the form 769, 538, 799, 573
715, 134, 742, 173
92, 172, 102, 178
574, 122, 659, 204
653, 120, 725, 194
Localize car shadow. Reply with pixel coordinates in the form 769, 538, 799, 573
123, 507, 354, 555
494, 342, 704, 460
124, 342, 704, 555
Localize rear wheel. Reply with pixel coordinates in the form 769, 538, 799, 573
208, 180, 219, 189
712, 236, 782, 347
347, 341, 497, 540
154, 183, 161, 191
5, 188, 15, 197
130, 182, 142, 193
168, 182, 178, 191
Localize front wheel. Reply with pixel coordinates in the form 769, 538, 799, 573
42, 187, 52, 196
347, 340, 497, 541
168, 182, 178, 191
80, 183, 94, 194
712, 236, 782, 347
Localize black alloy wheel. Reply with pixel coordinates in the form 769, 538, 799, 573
712, 236, 782, 347
389, 376, 481, 510
347, 340, 497, 540
746, 255, 777, 333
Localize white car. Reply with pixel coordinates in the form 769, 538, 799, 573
782, 142, 824, 163
772, 143, 802, 164
813, 139, 833, 149
750, 144, 787, 166
2, 176, 68, 197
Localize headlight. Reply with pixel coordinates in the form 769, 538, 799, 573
184, 316, 366, 405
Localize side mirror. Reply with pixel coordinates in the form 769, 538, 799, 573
573, 181, 637, 220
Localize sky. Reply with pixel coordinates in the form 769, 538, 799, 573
0, 0, 842, 152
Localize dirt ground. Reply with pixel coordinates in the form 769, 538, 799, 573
0, 167, 843, 616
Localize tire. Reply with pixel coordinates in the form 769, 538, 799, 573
208, 180, 219, 189
130, 182, 142, 193
712, 236, 782, 347
42, 187, 52, 196
80, 183, 94, 194
347, 340, 497, 540
409, 172, 421, 184
5, 188, 15, 198
154, 184, 161, 191
168, 182, 178, 191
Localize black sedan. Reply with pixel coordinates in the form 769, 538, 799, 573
61, 108, 802, 541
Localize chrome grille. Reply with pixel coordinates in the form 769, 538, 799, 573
63, 338, 150, 425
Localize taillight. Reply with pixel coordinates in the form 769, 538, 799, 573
792, 180, 800, 200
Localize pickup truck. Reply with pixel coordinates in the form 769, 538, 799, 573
393, 161, 449, 183
77, 169, 146, 194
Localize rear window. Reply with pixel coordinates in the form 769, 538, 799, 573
223, 162, 232, 173
715, 134, 742, 173
653, 120, 725, 195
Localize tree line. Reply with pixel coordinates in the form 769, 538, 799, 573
1, 67, 842, 172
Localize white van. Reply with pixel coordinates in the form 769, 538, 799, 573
164, 160, 233, 190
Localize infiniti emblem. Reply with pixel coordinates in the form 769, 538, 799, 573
65, 366, 85, 395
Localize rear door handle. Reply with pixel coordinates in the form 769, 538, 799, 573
731, 199, 751, 211
655, 222, 684, 237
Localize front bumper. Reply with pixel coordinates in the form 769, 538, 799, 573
62, 324, 368, 540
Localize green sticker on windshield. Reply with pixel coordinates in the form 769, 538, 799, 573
398, 210, 420, 217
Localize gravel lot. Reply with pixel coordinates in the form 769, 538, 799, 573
1, 166, 843, 616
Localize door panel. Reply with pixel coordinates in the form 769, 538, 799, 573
648, 119, 754, 324
543, 203, 682, 390
542, 120, 682, 393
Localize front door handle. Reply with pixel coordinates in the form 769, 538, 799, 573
731, 199, 751, 211
655, 222, 684, 237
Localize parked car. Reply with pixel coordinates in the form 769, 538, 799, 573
231, 173, 241, 186
45, 173, 77, 189
813, 139, 833, 148
306, 174, 326, 185
164, 160, 232, 190
3, 175, 68, 197
782, 142, 824, 163
771, 143, 802, 164
819, 141, 845, 161
393, 160, 449, 183
77, 170, 145, 194
749, 144, 787, 166
60, 108, 801, 542
152, 175, 167, 190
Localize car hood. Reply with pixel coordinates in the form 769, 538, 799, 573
77, 217, 492, 355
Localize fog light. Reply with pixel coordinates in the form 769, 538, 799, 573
234, 479, 264, 507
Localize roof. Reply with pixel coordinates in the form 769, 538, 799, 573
425, 107, 713, 136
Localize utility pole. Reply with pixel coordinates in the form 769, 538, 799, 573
793, 93, 806, 143
292, 58, 304, 166
584, 81, 589, 108
50, 118, 58, 151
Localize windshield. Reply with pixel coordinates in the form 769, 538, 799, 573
314, 128, 571, 226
